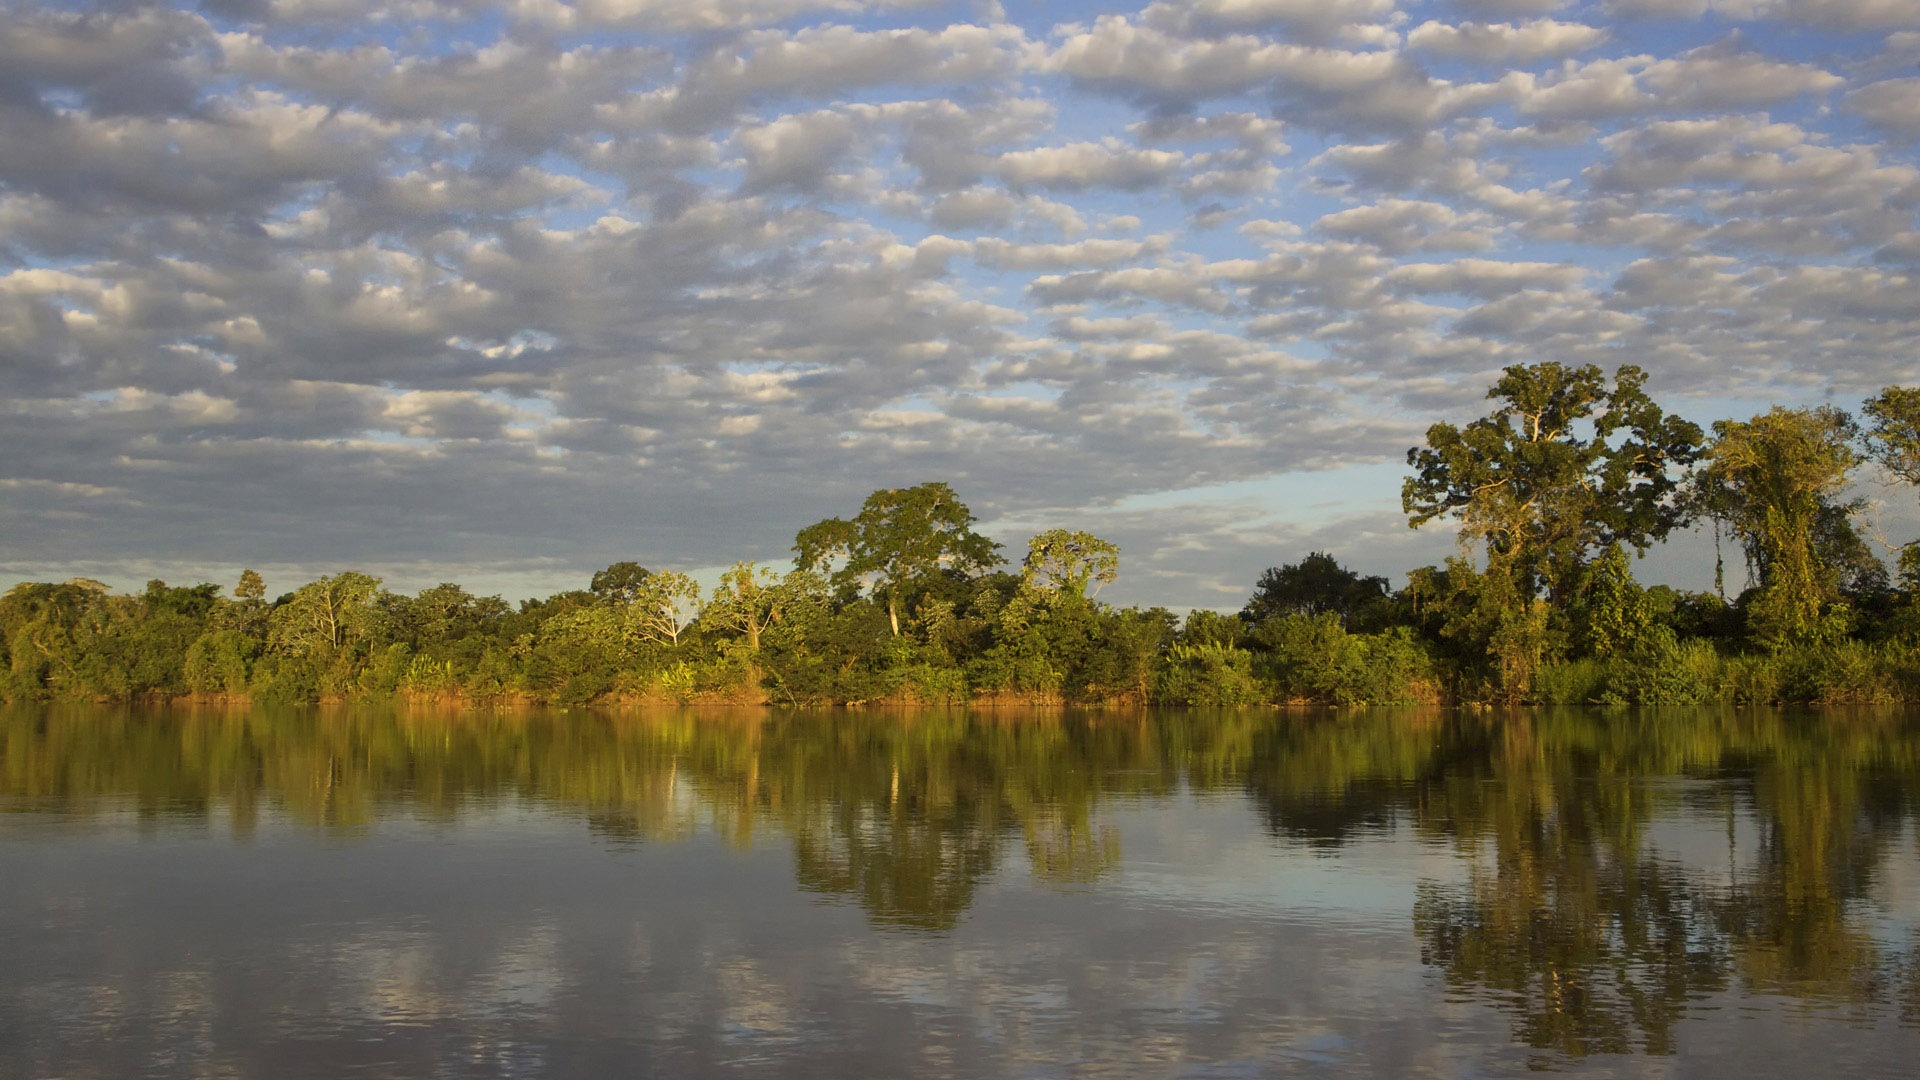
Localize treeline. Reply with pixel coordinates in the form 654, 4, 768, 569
4, 367, 1920, 706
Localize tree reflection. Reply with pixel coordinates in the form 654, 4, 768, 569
3, 699, 1919, 1048
1404, 709, 1920, 1057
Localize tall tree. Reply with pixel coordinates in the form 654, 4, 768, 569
268, 572, 382, 655
794, 483, 1000, 636
1241, 552, 1388, 628
1862, 386, 1920, 588
627, 571, 703, 648
1020, 529, 1119, 601
589, 561, 653, 606
1861, 386, 1920, 489
1404, 363, 1702, 600
1693, 406, 1862, 647
702, 562, 821, 652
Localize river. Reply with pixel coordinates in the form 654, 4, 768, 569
2, 703, 1916, 1077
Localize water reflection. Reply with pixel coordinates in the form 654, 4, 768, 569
3, 702, 1918, 1071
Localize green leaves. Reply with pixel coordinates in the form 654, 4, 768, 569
1862, 386, 1920, 489
1020, 528, 1119, 601
1696, 405, 1864, 648
1404, 362, 1702, 599
793, 482, 1001, 635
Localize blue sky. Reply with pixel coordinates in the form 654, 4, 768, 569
2, 0, 1917, 608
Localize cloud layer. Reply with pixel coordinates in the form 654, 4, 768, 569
3, 0, 1917, 603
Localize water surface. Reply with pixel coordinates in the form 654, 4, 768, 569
3, 704, 1917, 1077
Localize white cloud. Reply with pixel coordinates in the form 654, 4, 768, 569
993, 140, 1188, 191
3, 0, 1917, 604
1609, 0, 1920, 29
1849, 76, 1920, 134
1406, 19, 1610, 62
1314, 198, 1503, 252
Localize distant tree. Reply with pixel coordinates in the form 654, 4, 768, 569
589, 561, 653, 606
1404, 363, 1702, 601
1020, 529, 1119, 601
1241, 552, 1389, 628
795, 483, 1000, 636
235, 569, 266, 602
1693, 406, 1862, 647
1863, 386, 1920, 587
627, 571, 702, 648
1180, 609, 1245, 648
702, 562, 821, 651
1862, 386, 1920, 489
269, 572, 383, 654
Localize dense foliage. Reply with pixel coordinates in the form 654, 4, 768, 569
7, 383, 1920, 707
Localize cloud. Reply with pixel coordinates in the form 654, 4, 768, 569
1848, 76, 1920, 135
1406, 19, 1610, 62
510, 0, 941, 31
2, 0, 1916, 606
1313, 198, 1503, 252
1608, 0, 1920, 30
1140, 0, 1401, 43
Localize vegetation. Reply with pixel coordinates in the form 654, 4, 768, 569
6, 380, 1920, 707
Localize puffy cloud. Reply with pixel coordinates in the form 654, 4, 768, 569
2, 0, 1917, 605
1406, 19, 1610, 62
1385, 257, 1588, 297
510, 0, 939, 32
1608, 0, 1920, 29
1140, 0, 1401, 42
1456, 0, 1570, 13
1849, 76, 1920, 135
1313, 198, 1503, 252
993, 140, 1189, 191
1045, 16, 1412, 103
974, 236, 1165, 270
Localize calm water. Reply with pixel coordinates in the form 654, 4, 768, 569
2, 705, 1917, 1078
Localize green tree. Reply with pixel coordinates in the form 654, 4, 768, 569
234, 569, 266, 601
0, 580, 109, 697
627, 570, 702, 648
1861, 386, 1920, 488
589, 561, 653, 606
268, 572, 383, 655
1241, 551, 1389, 629
1573, 544, 1651, 659
702, 562, 821, 651
1694, 406, 1862, 647
1864, 387, 1920, 591
1020, 529, 1119, 600
1404, 363, 1702, 601
794, 483, 1000, 636
529, 605, 633, 703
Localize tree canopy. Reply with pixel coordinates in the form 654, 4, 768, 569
1404, 363, 1702, 599
794, 482, 1001, 635
1693, 406, 1863, 647
1020, 529, 1120, 601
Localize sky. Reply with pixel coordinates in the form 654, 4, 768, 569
3, 0, 1918, 610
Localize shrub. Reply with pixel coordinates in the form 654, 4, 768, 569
1156, 641, 1261, 706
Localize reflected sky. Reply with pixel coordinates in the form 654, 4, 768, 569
2, 704, 1917, 1077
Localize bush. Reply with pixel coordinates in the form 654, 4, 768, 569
1155, 641, 1261, 706
183, 629, 257, 696
1535, 658, 1609, 705
1602, 631, 1721, 705
1250, 614, 1438, 705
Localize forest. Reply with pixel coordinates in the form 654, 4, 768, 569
5, 364, 1920, 707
